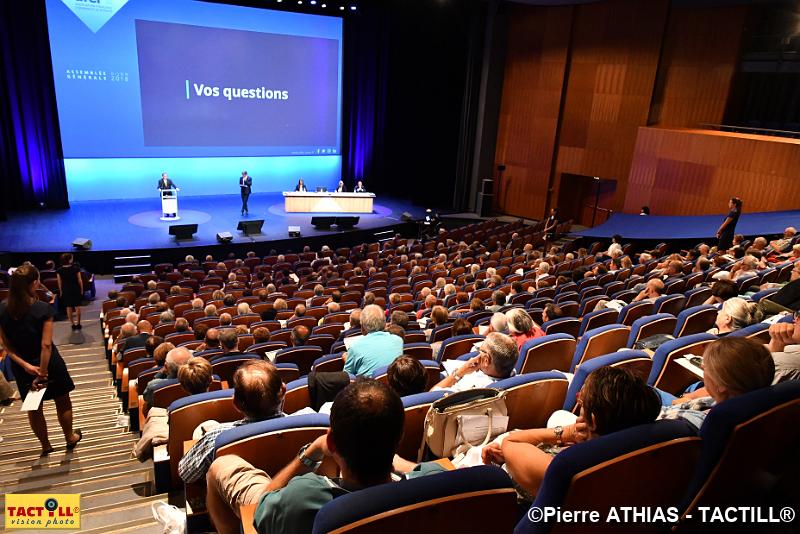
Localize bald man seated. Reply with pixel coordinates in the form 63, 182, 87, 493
178, 360, 286, 485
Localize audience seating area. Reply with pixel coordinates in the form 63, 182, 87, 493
27, 217, 798, 532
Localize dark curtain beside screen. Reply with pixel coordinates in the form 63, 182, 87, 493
0, 0, 70, 218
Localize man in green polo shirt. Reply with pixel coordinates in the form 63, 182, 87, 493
342, 304, 403, 376
205, 379, 445, 534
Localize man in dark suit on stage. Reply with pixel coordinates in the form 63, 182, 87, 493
239, 170, 252, 215
157, 172, 176, 191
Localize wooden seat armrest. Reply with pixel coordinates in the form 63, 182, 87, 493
432, 458, 456, 471
240, 504, 258, 534
184, 439, 199, 455
128, 382, 139, 411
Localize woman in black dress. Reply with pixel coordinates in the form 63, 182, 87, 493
294, 178, 307, 192
57, 252, 84, 330
716, 197, 742, 251
543, 208, 559, 246
0, 264, 81, 455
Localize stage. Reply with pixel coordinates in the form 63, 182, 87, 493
0, 192, 427, 272
572, 210, 800, 241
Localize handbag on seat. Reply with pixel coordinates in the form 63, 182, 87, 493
418, 388, 508, 461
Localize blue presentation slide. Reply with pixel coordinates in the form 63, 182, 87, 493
44, 0, 343, 201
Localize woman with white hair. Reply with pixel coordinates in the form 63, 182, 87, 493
707, 297, 762, 336
505, 308, 545, 349
237, 302, 252, 316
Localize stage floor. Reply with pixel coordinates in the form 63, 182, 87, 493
573, 210, 800, 240
0, 192, 426, 253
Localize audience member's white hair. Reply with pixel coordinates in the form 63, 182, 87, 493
490, 312, 507, 333
505, 308, 534, 334
360, 304, 386, 334
237, 302, 252, 315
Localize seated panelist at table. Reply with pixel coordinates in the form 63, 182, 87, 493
354, 180, 366, 193
294, 178, 307, 192
157, 172, 177, 191
335, 180, 347, 193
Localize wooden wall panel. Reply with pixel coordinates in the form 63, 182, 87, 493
650, 5, 746, 128
625, 128, 800, 215
493, 5, 572, 220
552, 0, 669, 216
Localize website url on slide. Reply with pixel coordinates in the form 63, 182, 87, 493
525, 506, 795, 525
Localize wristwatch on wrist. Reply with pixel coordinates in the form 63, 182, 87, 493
453, 371, 462, 383
298, 442, 322, 471
553, 426, 564, 446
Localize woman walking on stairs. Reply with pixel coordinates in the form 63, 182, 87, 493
0, 264, 82, 455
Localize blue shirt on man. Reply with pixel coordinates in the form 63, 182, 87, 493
343, 331, 403, 376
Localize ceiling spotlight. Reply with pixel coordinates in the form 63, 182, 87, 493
310, 0, 316, 4
339, 5, 344, 10
298, 0, 303, 3
321, 2, 326, 6
350, 5, 356, 10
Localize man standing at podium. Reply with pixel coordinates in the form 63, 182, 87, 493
239, 170, 252, 215
157, 172, 179, 219
157, 172, 176, 191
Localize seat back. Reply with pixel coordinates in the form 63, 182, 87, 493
214, 414, 333, 477
557, 301, 579, 317
151, 378, 222, 409
653, 294, 685, 315
166, 389, 238, 489
542, 317, 580, 338
307, 334, 336, 355
428, 323, 454, 343
578, 308, 618, 336
617, 301, 653, 326
679, 381, 800, 523
647, 333, 716, 395
523, 420, 700, 534
435, 334, 484, 363
211, 355, 260, 385
312, 465, 517, 534
275, 363, 301, 384
495, 372, 569, 430
245, 341, 288, 358
516, 334, 576, 374
727, 322, 770, 343
673, 305, 717, 338
403, 342, 434, 362
275, 346, 324, 375
396, 391, 446, 459
283, 378, 312, 414
684, 287, 712, 309
570, 325, 631, 371
312, 354, 345, 373
626, 313, 677, 348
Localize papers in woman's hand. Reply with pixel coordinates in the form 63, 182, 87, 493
21, 388, 46, 411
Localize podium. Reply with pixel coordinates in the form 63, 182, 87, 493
160, 188, 180, 221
